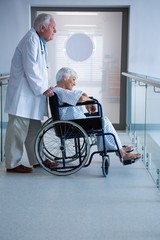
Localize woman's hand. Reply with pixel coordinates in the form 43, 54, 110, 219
86, 105, 96, 114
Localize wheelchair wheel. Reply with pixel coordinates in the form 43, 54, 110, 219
102, 155, 110, 177
35, 120, 90, 176
41, 117, 53, 129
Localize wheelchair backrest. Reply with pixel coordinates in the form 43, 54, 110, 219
49, 93, 60, 121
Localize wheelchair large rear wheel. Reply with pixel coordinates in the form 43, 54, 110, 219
35, 120, 90, 176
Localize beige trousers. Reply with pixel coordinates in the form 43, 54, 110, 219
4, 114, 41, 168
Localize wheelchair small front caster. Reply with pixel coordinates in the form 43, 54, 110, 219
102, 156, 110, 177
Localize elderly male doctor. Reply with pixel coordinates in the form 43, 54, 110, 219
4, 13, 56, 173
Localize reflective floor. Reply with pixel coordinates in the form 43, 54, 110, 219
0, 132, 160, 240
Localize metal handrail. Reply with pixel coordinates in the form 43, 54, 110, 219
0, 75, 10, 81
122, 72, 160, 88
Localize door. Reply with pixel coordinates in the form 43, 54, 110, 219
31, 7, 129, 129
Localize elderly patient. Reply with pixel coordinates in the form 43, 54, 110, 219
53, 67, 141, 164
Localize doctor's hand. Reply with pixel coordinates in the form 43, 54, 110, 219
43, 87, 54, 97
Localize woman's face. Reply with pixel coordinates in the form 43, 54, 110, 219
65, 76, 76, 90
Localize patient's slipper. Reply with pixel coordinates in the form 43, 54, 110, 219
122, 153, 141, 165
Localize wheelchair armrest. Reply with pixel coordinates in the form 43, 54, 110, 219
84, 112, 99, 117
76, 98, 103, 117
59, 97, 97, 107
76, 100, 96, 106
76, 97, 98, 106
58, 97, 103, 118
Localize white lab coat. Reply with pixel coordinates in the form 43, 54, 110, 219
5, 28, 49, 120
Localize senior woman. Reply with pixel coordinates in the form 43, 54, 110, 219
53, 67, 141, 164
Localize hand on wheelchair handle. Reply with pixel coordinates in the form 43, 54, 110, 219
43, 87, 54, 97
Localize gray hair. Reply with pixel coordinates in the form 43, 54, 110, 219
33, 13, 54, 31
56, 67, 78, 83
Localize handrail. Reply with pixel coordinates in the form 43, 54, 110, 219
0, 75, 10, 81
123, 71, 160, 188
122, 72, 160, 88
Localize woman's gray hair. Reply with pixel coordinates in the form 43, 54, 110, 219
33, 13, 54, 31
56, 67, 78, 83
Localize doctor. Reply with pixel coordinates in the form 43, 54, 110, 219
4, 13, 57, 173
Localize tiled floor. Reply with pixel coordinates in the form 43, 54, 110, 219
0, 132, 160, 240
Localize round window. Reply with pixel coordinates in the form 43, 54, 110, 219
65, 33, 94, 62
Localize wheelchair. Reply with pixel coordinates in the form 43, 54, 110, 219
34, 93, 123, 177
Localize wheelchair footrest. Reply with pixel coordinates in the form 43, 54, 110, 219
123, 159, 135, 165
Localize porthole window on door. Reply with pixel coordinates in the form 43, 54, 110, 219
65, 33, 94, 62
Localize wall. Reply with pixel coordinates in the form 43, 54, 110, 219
128, 0, 160, 78
1, 0, 160, 78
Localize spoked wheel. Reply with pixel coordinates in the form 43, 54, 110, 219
41, 117, 53, 129
35, 120, 90, 176
102, 155, 110, 177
